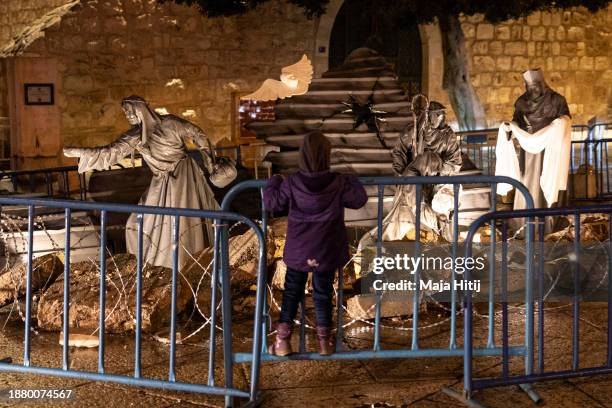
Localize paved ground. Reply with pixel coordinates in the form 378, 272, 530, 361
0, 302, 610, 407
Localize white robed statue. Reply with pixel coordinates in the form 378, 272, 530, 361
64, 96, 234, 269
495, 69, 571, 232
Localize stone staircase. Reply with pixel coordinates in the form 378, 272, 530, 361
246, 47, 493, 227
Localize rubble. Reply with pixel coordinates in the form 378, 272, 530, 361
271, 259, 287, 289
346, 292, 417, 320
227, 225, 276, 275
37, 254, 192, 333
59, 332, 99, 348
181, 245, 257, 318
545, 214, 609, 242
0, 254, 63, 307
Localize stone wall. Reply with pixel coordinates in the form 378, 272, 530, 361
462, 5, 612, 126
0, 0, 72, 47
1, 0, 611, 150
23, 0, 316, 146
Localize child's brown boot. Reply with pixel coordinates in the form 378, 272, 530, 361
268, 322, 293, 356
316, 326, 335, 356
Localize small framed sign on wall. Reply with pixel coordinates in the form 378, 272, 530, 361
24, 83, 54, 105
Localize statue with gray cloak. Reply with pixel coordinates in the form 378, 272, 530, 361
358, 96, 462, 252
64, 96, 235, 269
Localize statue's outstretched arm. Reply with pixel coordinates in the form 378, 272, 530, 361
63, 128, 141, 173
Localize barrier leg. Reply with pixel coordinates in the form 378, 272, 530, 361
519, 383, 543, 404
440, 385, 488, 408
220, 226, 235, 408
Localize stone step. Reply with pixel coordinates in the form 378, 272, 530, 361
264, 132, 402, 148
287, 89, 408, 104
309, 76, 399, 91
265, 147, 393, 169
275, 100, 412, 119
322, 63, 395, 78
248, 115, 411, 136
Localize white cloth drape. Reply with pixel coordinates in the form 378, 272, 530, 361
495, 116, 571, 207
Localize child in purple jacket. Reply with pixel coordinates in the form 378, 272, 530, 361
264, 131, 368, 356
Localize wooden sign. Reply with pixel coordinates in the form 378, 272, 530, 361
24, 83, 54, 105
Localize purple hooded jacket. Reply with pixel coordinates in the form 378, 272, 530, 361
264, 171, 368, 272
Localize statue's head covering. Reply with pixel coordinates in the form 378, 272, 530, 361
427, 101, 446, 112
121, 95, 161, 146
522, 68, 545, 86
427, 100, 446, 129
521, 68, 550, 102
298, 131, 331, 173
411, 94, 429, 113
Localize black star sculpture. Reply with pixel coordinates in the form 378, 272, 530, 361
341, 94, 388, 148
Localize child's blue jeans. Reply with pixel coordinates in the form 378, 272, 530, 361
279, 266, 335, 328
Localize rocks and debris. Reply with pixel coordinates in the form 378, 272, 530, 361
58, 332, 99, 348
233, 295, 257, 314
37, 254, 192, 333
545, 214, 609, 242
227, 226, 276, 276
181, 243, 262, 318
0, 254, 63, 308
346, 292, 417, 320
271, 259, 287, 289
151, 328, 183, 345
4, 218, 279, 335
458, 226, 501, 243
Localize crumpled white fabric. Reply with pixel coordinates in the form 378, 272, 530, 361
431, 184, 462, 216
495, 115, 571, 207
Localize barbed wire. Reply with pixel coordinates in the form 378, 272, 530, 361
0, 210, 609, 351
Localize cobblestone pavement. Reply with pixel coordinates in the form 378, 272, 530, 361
0, 302, 609, 407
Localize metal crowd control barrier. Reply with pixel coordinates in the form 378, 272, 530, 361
0, 166, 86, 199
0, 196, 265, 407
457, 123, 610, 182
453, 203, 612, 407
220, 175, 538, 399
458, 129, 497, 174
570, 124, 612, 199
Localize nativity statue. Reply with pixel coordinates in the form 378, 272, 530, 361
495, 69, 571, 231
64, 96, 235, 269
359, 95, 462, 248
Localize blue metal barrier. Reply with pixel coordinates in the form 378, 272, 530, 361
458, 129, 497, 174
457, 123, 611, 187
0, 196, 265, 407
219, 176, 535, 386
570, 125, 612, 199
0, 166, 86, 199
452, 203, 612, 407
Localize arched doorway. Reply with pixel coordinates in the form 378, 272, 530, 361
328, 0, 422, 97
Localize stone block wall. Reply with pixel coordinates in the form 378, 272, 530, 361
24, 0, 316, 146
0, 0, 72, 47
1, 0, 610, 149
462, 5, 612, 126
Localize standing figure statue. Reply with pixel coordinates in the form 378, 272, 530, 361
495, 69, 571, 232
64, 96, 233, 268
360, 96, 462, 248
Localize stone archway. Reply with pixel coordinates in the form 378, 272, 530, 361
313, 0, 445, 102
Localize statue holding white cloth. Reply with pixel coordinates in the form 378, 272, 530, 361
495, 69, 571, 232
